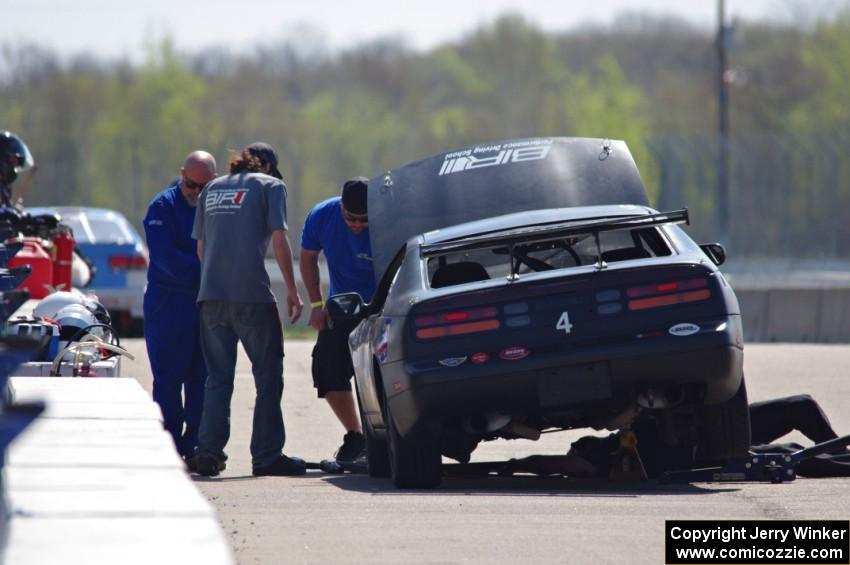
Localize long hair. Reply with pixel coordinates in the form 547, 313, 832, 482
228, 150, 264, 174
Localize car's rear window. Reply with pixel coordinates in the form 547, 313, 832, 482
427, 226, 672, 288
87, 216, 137, 244
51, 212, 139, 245
59, 216, 91, 243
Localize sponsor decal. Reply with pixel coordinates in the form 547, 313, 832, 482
205, 189, 249, 212
439, 356, 467, 368
438, 139, 553, 176
669, 323, 700, 337
499, 346, 529, 361
376, 342, 388, 364
376, 319, 392, 364
470, 352, 490, 364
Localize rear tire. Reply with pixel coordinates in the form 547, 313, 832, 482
697, 377, 751, 463
355, 382, 390, 478
386, 407, 442, 489
365, 427, 391, 478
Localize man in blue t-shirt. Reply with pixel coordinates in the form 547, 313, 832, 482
143, 150, 216, 459
300, 177, 376, 463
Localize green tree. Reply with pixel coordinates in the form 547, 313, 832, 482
544, 55, 657, 202
789, 10, 850, 129
88, 41, 216, 224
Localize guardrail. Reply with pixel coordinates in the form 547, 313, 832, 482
264, 259, 850, 343
736, 287, 850, 343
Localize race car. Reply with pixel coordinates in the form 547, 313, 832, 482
26, 206, 148, 335
328, 137, 748, 488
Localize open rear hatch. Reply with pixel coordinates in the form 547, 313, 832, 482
367, 137, 650, 279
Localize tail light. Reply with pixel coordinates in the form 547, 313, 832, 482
415, 306, 499, 339
626, 278, 710, 311
109, 255, 148, 271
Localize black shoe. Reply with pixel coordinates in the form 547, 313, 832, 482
187, 454, 226, 477
252, 455, 307, 477
334, 431, 366, 463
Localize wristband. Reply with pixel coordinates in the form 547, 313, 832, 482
310, 300, 324, 308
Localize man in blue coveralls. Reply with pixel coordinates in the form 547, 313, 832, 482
300, 177, 376, 463
144, 150, 217, 459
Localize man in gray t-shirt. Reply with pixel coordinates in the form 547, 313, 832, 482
188, 142, 306, 478
194, 163, 288, 303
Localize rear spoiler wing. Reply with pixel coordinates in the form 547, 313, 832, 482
420, 208, 690, 257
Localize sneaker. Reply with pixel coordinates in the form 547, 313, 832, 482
252, 455, 307, 477
334, 431, 366, 463
187, 454, 226, 477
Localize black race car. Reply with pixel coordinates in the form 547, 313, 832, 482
328, 137, 748, 488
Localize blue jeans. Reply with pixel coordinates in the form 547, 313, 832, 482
196, 301, 285, 468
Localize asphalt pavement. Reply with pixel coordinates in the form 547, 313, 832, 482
121, 339, 850, 564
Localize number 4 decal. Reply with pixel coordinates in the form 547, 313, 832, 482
556, 311, 573, 334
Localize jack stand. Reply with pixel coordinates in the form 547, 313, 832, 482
660, 433, 850, 484
608, 429, 648, 482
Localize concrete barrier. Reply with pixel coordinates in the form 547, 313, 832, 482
737, 287, 850, 343
264, 259, 850, 343
4, 377, 233, 565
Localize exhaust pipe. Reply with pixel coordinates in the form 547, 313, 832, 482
500, 421, 541, 440
637, 387, 683, 409
463, 414, 542, 440
464, 412, 511, 434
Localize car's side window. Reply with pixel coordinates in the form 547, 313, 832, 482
369, 244, 406, 312
636, 227, 673, 257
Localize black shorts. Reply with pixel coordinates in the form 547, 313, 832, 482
311, 319, 359, 397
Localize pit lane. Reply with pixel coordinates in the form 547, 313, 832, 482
122, 340, 850, 564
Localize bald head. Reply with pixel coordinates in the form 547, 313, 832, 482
180, 150, 217, 207
184, 150, 216, 175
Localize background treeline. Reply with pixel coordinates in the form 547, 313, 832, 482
2, 12, 849, 260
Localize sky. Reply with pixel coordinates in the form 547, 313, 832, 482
3, 0, 845, 62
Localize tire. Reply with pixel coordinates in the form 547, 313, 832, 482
365, 426, 391, 478
697, 376, 751, 463
386, 406, 442, 489
355, 383, 390, 478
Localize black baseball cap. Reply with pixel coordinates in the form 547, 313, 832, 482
246, 142, 283, 180
341, 176, 368, 214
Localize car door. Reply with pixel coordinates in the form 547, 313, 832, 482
352, 245, 408, 430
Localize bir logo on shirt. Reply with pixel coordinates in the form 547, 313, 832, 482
206, 189, 248, 212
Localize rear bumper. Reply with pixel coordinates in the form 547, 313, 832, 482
384, 316, 743, 436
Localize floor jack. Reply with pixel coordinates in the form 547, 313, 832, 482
444, 429, 648, 481
306, 458, 368, 475
444, 431, 850, 484
303, 433, 850, 482
660, 433, 850, 484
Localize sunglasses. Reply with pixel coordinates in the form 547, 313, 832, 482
184, 177, 207, 190
343, 210, 368, 224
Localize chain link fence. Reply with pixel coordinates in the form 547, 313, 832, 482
649, 130, 850, 262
